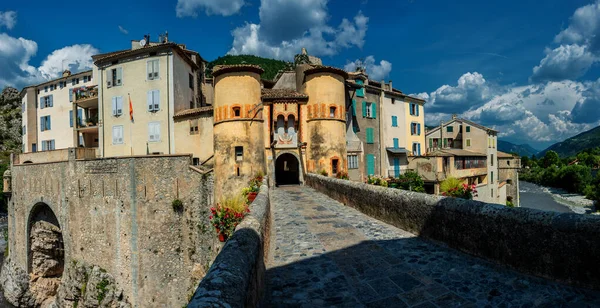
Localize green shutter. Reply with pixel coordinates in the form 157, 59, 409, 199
429, 138, 432, 149
372, 103, 377, 119
366, 128, 374, 144
362, 101, 367, 118
443, 138, 447, 148
352, 99, 356, 116
366, 154, 375, 175
466, 126, 471, 132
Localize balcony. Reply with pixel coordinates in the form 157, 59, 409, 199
387, 168, 414, 178
73, 86, 98, 109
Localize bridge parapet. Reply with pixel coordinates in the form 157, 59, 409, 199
305, 173, 600, 290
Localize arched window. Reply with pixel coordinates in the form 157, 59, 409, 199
287, 115, 296, 135
276, 115, 285, 136
233, 107, 241, 117
330, 106, 336, 118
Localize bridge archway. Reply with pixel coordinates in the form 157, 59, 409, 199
27, 202, 64, 278
275, 153, 300, 185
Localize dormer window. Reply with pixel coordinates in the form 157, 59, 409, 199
233, 107, 241, 117
329, 106, 336, 118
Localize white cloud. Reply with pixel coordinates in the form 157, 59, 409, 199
0, 11, 17, 30
118, 25, 128, 35
228, 0, 368, 60
344, 56, 392, 80
530, 44, 596, 82
420, 72, 498, 113
176, 0, 245, 17
531, 1, 600, 82
0, 32, 98, 89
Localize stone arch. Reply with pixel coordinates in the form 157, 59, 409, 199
275, 152, 303, 185
27, 202, 64, 279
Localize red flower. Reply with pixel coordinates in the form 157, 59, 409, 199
209, 216, 213, 220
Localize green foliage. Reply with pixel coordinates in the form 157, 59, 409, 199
96, 278, 110, 303
210, 194, 249, 238
172, 199, 184, 213
539, 125, 600, 158
367, 175, 388, 187
335, 171, 349, 180
318, 169, 328, 176
440, 177, 477, 200
541, 150, 561, 168
440, 177, 461, 193
394, 171, 425, 192
506, 200, 515, 208
206, 55, 291, 80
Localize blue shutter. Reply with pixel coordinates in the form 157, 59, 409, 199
393, 138, 399, 148
418, 143, 421, 156
49, 95, 53, 107
372, 103, 377, 119
352, 99, 356, 116
393, 158, 400, 178
417, 123, 421, 135
47, 116, 51, 130
39, 97, 44, 109
362, 101, 367, 118
40, 117, 45, 131
392, 116, 397, 127
69, 89, 73, 102
69, 111, 73, 127
416, 104, 420, 116
366, 154, 375, 176
42, 141, 46, 151
77, 109, 83, 126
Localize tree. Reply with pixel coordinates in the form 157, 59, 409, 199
542, 150, 560, 168
557, 165, 592, 194
396, 171, 425, 192
521, 156, 530, 168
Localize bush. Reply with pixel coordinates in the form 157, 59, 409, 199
335, 170, 349, 180
210, 194, 250, 238
395, 171, 425, 192
171, 199, 183, 213
318, 169, 328, 176
367, 175, 388, 187
441, 177, 477, 200
506, 200, 515, 208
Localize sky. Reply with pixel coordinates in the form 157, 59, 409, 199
1, 0, 600, 149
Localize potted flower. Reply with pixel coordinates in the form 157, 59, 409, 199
440, 177, 478, 200
209, 194, 249, 242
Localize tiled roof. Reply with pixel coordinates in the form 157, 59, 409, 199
173, 106, 214, 119
261, 89, 308, 101
212, 64, 264, 77
92, 43, 199, 69
497, 151, 516, 158
304, 65, 349, 79
427, 149, 487, 157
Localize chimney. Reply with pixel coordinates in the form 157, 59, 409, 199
452, 114, 457, 120
388, 80, 393, 91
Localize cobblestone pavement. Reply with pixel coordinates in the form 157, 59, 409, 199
265, 186, 600, 307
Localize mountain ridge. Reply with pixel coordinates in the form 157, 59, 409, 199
497, 140, 539, 157
538, 125, 600, 158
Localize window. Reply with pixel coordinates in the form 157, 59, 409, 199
362, 102, 376, 118
491, 154, 494, 166
193, 158, 200, 165
32, 143, 37, 152
41, 140, 55, 151
147, 90, 160, 112
112, 96, 123, 116
356, 79, 364, 97
148, 122, 161, 142
391, 98, 395, 104
366, 154, 375, 175
366, 128, 374, 144
446, 126, 453, 133
507, 160, 511, 166
348, 154, 358, 169
189, 73, 194, 89
466, 139, 471, 147
83, 76, 88, 82
411, 123, 421, 135
491, 189, 494, 197
454, 157, 486, 170
410, 103, 419, 116
233, 107, 241, 117
71, 78, 79, 86
190, 101, 194, 109
332, 158, 339, 175
40, 95, 53, 109
235, 146, 243, 162
391, 116, 398, 127
190, 119, 199, 135
40, 116, 51, 131
329, 106, 336, 118
112, 125, 124, 144
107, 67, 123, 87
22, 125, 26, 135
44, 86, 48, 93
466, 126, 471, 133
393, 138, 399, 148
79, 135, 84, 147
412, 143, 421, 156
491, 171, 494, 183
147, 59, 159, 80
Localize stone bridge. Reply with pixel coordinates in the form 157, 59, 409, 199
191, 174, 600, 307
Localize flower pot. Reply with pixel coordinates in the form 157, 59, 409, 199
247, 192, 258, 203
218, 232, 227, 242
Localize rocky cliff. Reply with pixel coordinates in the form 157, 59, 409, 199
0, 87, 22, 153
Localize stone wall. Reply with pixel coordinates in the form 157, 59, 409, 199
3, 152, 219, 307
188, 179, 271, 307
305, 173, 600, 290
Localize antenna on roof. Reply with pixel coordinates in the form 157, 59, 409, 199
158, 31, 169, 43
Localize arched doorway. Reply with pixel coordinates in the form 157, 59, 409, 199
27, 203, 64, 279
275, 153, 300, 185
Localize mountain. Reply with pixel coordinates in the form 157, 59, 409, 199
538, 125, 600, 158
0, 87, 22, 152
206, 55, 291, 80
497, 140, 539, 157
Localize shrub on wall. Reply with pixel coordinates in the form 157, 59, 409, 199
318, 169, 328, 177
367, 175, 388, 187
441, 177, 477, 200
171, 199, 184, 213
395, 171, 425, 192
210, 194, 250, 240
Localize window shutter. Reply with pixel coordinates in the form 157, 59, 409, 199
51, 140, 55, 150
147, 90, 153, 111
69, 89, 74, 102
418, 143, 421, 155
352, 99, 356, 116
417, 123, 421, 135
429, 138, 433, 148
393, 138, 399, 148
372, 103, 377, 119
416, 104, 420, 116
39, 97, 44, 109
155, 123, 160, 140
392, 116, 397, 127
42, 141, 46, 151
362, 101, 367, 118
366, 128, 373, 144
70, 111, 73, 128
154, 61, 159, 79
118, 127, 123, 144
112, 97, 116, 116
106, 70, 112, 87
77, 109, 83, 126
47, 116, 51, 130
117, 97, 123, 115
153, 90, 160, 111
443, 138, 447, 148
366, 154, 375, 175
116, 68, 123, 85
49, 95, 53, 107
147, 61, 153, 80
40, 117, 45, 131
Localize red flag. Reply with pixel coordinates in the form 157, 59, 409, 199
129, 95, 134, 122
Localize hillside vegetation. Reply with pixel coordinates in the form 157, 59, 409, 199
538, 126, 600, 157
206, 55, 291, 80
0, 87, 21, 210
497, 140, 539, 157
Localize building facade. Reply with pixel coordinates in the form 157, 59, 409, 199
498, 151, 521, 206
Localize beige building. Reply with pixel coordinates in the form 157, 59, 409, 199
20, 70, 95, 154
410, 116, 507, 205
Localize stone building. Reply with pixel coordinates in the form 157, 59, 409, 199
498, 151, 521, 206
413, 116, 508, 205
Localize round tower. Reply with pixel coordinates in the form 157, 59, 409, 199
212, 65, 266, 199
302, 66, 348, 177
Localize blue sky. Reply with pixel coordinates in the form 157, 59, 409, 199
1, 0, 600, 149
